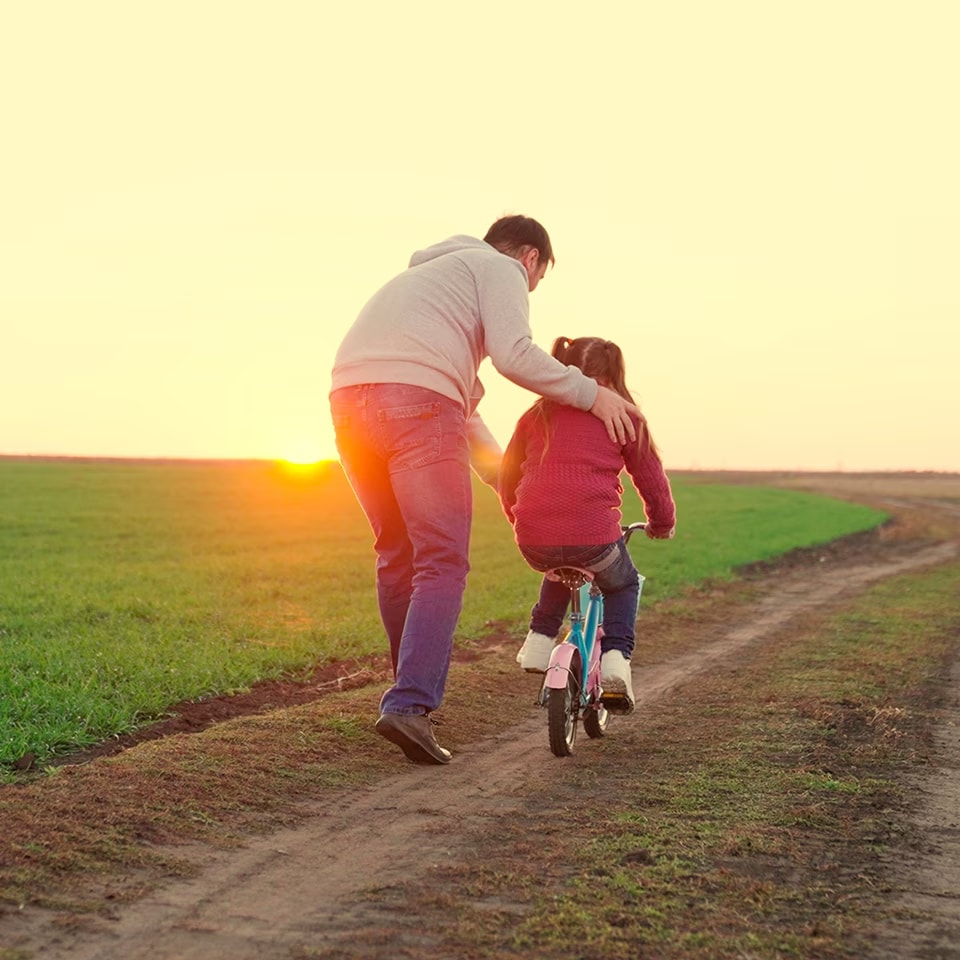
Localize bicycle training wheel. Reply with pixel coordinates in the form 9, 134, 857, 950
583, 697, 609, 739
547, 651, 581, 757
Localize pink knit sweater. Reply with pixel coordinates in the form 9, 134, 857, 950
499, 402, 676, 546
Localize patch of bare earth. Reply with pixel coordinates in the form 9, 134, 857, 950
1, 472, 959, 959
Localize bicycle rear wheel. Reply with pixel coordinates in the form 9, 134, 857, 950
547, 651, 581, 757
583, 697, 609, 738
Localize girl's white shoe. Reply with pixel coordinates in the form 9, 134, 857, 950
516, 631, 556, 673
600, 650, 635, 714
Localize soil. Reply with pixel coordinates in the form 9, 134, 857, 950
2, 472, 960, 959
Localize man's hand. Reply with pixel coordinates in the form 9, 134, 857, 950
589, 385, 638, 444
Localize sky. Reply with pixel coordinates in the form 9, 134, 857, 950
3, 1, 958, 472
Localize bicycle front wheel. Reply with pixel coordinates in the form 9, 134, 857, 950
547, 651, 581, 757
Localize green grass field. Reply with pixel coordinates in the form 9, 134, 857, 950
0, 459, 886, 770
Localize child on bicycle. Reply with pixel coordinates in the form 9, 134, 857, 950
498, 336, 676, 714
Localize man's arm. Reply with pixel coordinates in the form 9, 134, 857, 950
466, 412, 502, 488
478, 261, 598, 410
477, 257, 636, 444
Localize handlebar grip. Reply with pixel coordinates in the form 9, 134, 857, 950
621, 521, 647, 543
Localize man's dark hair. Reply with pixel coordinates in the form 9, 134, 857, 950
483, 215, 555, 266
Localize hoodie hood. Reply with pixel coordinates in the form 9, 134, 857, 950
408, 235, 491, 268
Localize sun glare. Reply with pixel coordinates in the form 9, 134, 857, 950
277, 457, 336, 482
277, 443, 334, 474
279, 440, 332, 465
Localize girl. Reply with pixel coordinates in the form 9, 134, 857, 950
498, 336, 676, 714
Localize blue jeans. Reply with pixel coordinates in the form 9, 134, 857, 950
330, 384, 472, 715
518, 540, 640, 657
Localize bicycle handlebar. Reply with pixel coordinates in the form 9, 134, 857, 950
622, 521, 647, 544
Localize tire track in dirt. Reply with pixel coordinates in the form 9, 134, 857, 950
12, 540, 955, 960
866, 604, 960, 960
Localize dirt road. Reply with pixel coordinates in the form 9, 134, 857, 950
7, 503, 957, 960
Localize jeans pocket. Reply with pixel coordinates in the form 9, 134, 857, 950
581, 543, 622, 574
378, 402, 442, 470
331, 410, 350, 434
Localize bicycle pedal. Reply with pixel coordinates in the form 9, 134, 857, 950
600, 693, 633, 715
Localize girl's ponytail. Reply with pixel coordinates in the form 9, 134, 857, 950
550, 337, 572, 363
604, 340, 618, 366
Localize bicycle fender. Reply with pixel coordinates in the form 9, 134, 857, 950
543, 644, 578, 689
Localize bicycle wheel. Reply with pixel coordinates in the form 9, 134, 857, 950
547, 651, 581, 757
583, 697, 609, 738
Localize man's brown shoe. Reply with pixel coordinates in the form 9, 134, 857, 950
375, 713, 451, 764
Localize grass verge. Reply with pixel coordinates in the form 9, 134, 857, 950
0, 459, 886, 769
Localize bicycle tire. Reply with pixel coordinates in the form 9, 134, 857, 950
583, 698, 609, 738
547, 651, 581, 757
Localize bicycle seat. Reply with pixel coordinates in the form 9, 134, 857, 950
544, 566, 595, 588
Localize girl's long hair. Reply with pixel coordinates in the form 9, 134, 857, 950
533, 336, 659, 456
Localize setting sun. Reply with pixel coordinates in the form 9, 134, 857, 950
281, 445, 330, 467
276, 458, 337, 483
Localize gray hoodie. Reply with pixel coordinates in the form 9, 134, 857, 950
330, 235, 598, 417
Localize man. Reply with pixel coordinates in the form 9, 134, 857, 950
330, 215, 636, 764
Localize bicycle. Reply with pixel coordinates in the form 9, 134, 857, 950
537, 521, 647, 757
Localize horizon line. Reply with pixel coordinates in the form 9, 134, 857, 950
1, 453, 958, 479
